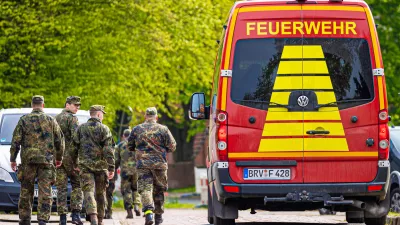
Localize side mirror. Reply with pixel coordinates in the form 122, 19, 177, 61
189, 92, 210, 120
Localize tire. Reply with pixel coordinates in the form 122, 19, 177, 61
213, 216, 235, 225
391, 187, 400, 213
346, 212, 364, 223
364, 216, 387, 225
208, 185, 214, 224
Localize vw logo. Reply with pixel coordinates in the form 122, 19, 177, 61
297, 95, 309, 107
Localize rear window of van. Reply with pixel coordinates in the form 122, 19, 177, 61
231, 38, 374, 110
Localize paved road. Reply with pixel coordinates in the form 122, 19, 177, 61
0, 209, 365, 225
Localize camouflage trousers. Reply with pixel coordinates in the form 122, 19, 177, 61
80, 169, 108, 218
137, 168, 167, 214
105, 175, 116, 213
56, 166, 82, 215
121, 171, 141, 210
18, 163, 55, 222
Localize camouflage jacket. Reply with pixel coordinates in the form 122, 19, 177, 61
10, 108, 65, 165
127, 120, 176, 170
73, 117, 115, 172
55, 109, 79, 170
115, 140, 136, 176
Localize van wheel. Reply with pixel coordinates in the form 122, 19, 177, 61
208, 185, 214, 224
213, 216, 235, 225
364, 216, 387, 225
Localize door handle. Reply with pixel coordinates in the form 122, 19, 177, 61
306, 130, 330, 135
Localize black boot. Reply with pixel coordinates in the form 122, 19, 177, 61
155, 214, 163, 225
71, 210, 83, 225
59, 214, 67, 225
134, 204, 141, 216
38, 220, 47, 225
145, 212, 154, 225
19, 220, 30, 225
104, 209, 112, 219
126, 209, 133, 219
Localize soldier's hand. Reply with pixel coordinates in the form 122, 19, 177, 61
108, 171, 115, 180
10, 162, 17, 172
74, 167, 80, 172
56, 160, 62, 168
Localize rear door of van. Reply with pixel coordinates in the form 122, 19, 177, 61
226, 3, 305, 184
224, 2, 382, 184
301, 3, 380, 183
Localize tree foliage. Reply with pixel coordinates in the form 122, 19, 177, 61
0, 0, 399, 161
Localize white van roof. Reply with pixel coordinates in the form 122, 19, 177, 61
0, 108, 89, 115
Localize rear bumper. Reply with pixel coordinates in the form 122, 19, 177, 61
0, 180, 20, 211
210, 162, 389, 203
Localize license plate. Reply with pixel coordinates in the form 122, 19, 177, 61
243, 168, 291, 180
34, 189, 58, 198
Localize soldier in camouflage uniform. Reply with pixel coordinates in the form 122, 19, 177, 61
104, 156, 117, 219
73, 105, 115, 225
10, 95, 65, 225
55, 96, 83, 225
128, 107, 176, 225
116, 129, 141, 219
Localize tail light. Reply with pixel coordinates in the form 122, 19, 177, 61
217, 111, 228, 161
378, 109, 389, 123
378, 109, 389, 160
368, 184, 383, 192
378, 124, 389, 160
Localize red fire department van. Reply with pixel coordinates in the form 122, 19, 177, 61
189, 0, 390, 224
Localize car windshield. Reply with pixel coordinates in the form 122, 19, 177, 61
0, 113, 90, 145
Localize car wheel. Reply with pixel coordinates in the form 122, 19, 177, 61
391, 187, 400, 212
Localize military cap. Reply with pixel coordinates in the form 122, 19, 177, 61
66, 96, 81, 105
145, 107, 157, 116
32, 95, 44, 104
123, 129, 131, 137
89, 105, 106, 114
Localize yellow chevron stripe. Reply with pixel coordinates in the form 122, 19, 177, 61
281, 46, 325, 59
304, 138, 349, 151
277, 61, 328, 74
277, 61, 302, 74
273, 76, 303, 89
262, 123, 345, 136
273, 76, 333, 90
281, 46, 302, 59
303, 46, 325, 58
265, 111, 341, 121
303, 76, 333, 89
259, 138, 303, 152
303, 61, 329, 74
